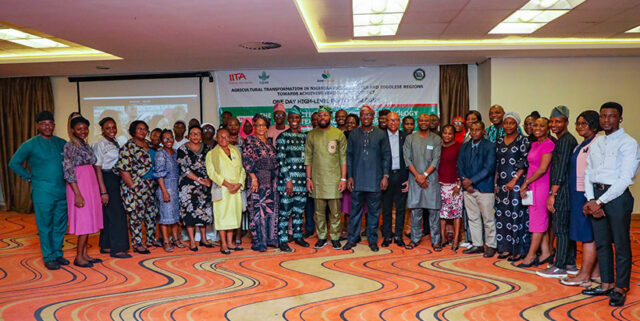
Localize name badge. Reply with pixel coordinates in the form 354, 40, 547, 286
427, 145, 434, 150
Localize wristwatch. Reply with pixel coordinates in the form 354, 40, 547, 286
340, 178, 347, 182
595, 199, 603, 206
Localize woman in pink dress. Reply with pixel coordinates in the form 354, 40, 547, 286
63, 115, 103, 268
518, 117, 554, 268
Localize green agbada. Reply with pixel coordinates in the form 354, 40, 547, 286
304, 126, 346, 199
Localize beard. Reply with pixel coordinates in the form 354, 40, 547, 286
318, 121, 330, 128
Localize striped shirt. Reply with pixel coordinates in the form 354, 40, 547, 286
550, 132, 578, 212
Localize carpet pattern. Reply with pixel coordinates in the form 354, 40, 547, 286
0, 211, 639, 320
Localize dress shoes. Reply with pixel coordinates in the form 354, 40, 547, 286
294, 238, 310, 247
369, 243, 379, 252
342, 242, 357, 251
609, 290, 626, 306
89, 258, 103, 264
279, 243, 293, 252
582, 286, 613, 296
303, 230, 314, 239
483, 247, 497, 258
381, 238, 392, 247
56, 257, 70, 265
44, 261, 60, 270
394, 238, 406, 247
463, 246, 484, 254
314, 239, 327, 249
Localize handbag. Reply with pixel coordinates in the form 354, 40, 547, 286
211, 182, 222, 202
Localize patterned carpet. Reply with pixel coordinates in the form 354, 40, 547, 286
1, 211, 639, 321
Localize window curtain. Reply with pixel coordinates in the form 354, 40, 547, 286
0, 77, 55, 213
439, 64, 469, 127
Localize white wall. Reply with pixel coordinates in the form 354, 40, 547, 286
51, 75, 219, 140
489, 57, 640, 213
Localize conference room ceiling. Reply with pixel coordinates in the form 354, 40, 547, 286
0, 0, 639, 77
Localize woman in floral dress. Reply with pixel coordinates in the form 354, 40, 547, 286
242, 114, 280, 252
177, 125, 214, 251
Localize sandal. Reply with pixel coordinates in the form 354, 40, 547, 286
405, 242, 417, 250
173, 239, 186, 248
433, 245, 442, 252
560, 277, 591, 287
163, 242, 174, 253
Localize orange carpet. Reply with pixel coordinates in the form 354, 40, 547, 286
1, 211, 639, 321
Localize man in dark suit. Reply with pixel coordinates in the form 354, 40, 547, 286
458, 121, 497, 258
381, 112, 410, 247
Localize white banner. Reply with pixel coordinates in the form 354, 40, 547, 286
215, 66, 439, 128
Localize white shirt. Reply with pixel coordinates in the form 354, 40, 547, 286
93, 138, 120, 170
584, 128, 640, 203
173, 137, 189, 150
387, 129, 400, 170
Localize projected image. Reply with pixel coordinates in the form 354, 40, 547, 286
91, 104, 188, 145
79, 77, 201, 145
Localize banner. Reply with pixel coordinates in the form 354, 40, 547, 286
215, 66, 439, 129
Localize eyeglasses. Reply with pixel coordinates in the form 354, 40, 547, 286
203, 128, 214, 132
453, 121, 463, 125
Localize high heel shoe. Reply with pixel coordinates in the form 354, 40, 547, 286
517, 256, 539, 268
537, 254, 553, 266
199, 241, 214, 248
508, 255, 523, 262
497, 252, 511, 259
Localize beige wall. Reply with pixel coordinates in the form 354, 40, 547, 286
51, 75, 219, 140
489, 57, 640, 213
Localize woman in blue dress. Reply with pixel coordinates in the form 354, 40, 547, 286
154, 129, 184, 252
560, 110, 601, 287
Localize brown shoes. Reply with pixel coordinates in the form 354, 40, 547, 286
462, 246, 483, 254
483, 247, 497, 258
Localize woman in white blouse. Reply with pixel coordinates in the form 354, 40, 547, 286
93, 117, 131, 258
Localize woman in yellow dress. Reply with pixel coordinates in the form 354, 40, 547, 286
206, 129, 246, 254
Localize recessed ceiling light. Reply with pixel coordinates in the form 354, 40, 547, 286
0, 28, 68, 48
352, 0, 408, 37
626, 26, 640, 33
489, 0, 584, 34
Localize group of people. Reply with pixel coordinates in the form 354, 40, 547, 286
9, 100, 638, 307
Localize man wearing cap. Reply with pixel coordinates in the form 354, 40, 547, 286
173, 120, 188, 150
305, 105, 347, 249
9, 111, 69, 270
342, 105, 391, 252
276, 106, 310, 252
538, 106, 578, 279
267, 102, 289, 147
582, 102, 640, 306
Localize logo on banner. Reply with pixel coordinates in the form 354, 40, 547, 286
318, 70, 334, 83
258, 71, 270, 84
229, 72, 252, 84
413, 68, 425, 81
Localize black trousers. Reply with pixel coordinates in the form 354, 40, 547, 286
381, 171, 407, 240
349, 191, 381, 244
591, 185, 633, 289
99, 171, 130, 253
304, 195, 315, 233
552, 210, 576, 269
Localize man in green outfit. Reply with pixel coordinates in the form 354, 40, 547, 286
305, 105, 347, 250
9, 111, 69, 270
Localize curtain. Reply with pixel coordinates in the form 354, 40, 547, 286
439, 64, 469, 127
0, 77, 55, 213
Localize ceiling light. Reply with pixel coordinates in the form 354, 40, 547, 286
490, 23, 545, 34
353, 13, 403, 26
489, 0, 584, 34
352, 0, 409, 15
0, 28, 68, 48
12, 38, 68, 48
626, 26, 640, 33
353, 0, 408, 37
0, 28, 34, 40
354, 25, 398, 37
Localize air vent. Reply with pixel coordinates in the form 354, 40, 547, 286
239, 41, 281, 50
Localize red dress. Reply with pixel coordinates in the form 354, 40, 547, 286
438, 142, 463, 219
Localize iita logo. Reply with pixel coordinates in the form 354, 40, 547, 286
258, 71, 270, 84
322, 70, 331, 79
